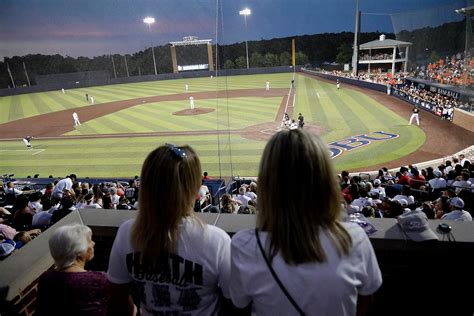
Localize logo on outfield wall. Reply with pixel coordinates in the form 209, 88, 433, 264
328, 131, 399, 159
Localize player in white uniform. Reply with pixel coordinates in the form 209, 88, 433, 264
72, 112, 81, 126
189, 96, 195, 110
22, 136, 33, 149
266, 81, 270, 91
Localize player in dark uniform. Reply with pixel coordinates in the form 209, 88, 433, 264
409, 107, 420, 126
298, 113, 305, 128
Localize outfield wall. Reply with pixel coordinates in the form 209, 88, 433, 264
301, 69, 387, 93
0, 66, 298, 97
1, 210, 474, 315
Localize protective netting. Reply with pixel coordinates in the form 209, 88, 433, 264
390, 1, 473, 89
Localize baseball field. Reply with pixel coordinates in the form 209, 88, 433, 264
0, 72, 443, 178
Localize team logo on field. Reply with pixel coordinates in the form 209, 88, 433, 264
328, 131, 399, 159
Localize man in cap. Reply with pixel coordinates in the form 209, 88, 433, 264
441, 197, 472, 221
428, 169, 446, 190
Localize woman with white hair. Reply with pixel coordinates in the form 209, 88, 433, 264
36, 224, 109, 316
230, 129, 382, 315
107, 144, 231, 315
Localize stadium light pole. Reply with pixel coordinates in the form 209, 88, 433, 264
143, 16, 158, 75
239, 8, 251, 69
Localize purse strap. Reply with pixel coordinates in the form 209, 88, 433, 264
255, 228, 305, 315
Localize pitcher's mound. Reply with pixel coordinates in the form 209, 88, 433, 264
173, 108, 215, 116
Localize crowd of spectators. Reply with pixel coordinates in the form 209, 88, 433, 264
391, 83, 458, 120
323, 70, 407, 86
412, 52, 474, 87
359, 53, 393, 61
340, 153, 473, 222
0, 132, 472, 314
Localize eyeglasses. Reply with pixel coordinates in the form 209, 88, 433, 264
165, 143, 187, 159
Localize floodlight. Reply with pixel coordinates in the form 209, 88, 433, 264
143, 17, 155, 25
239, 8, 251, 16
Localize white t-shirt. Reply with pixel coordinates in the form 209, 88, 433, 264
52, 178, 73, 196
107, 217, 231, 316
230, 222, 382, 316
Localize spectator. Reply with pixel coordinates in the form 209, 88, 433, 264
235, 186, 251, 208
230, 129, 382, 315
441, 197, 472, 221
36, 224, 109, 315
220, 194, 240, 214
12, 196, 34, 230
107, 144, 231, 315
52, 174, 77, 200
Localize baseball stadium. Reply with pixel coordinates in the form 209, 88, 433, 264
0, 0, 474, 315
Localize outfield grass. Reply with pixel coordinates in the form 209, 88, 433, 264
0, 73, 425, 177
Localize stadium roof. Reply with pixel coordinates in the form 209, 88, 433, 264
360, 38, 412, 50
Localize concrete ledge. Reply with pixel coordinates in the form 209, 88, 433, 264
1, 209, 474, 314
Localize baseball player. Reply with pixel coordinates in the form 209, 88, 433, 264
336, 79, 340, 90
298, 113, 305, 128
72, 112, 81, 126
23, 136, 33, 149
409, 106, 420, 126
266, 81, 270, 91
189, 96, 195, 110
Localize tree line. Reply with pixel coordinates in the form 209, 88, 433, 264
0, 20, 464, 89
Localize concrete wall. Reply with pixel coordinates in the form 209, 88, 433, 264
301, 69, 388, 93
1, 209, 474, 315
453, 108, 474, 132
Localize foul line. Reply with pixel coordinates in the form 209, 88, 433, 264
284, 85, 294, 114
32, 149, 46, 155
0, 148, 45, 155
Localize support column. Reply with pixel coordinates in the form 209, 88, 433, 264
404, 46, 409, 72
207, 43, 214, 72
392, 47, 396, 74
171, 46, 178, 73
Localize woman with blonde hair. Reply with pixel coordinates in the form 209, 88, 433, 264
107, 144, 231, 315
230, 129, 382, 315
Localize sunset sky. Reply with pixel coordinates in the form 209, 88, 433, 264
0, 0, 466, 60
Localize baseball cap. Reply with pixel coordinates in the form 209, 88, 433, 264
0, 242, 15, 258
373, 179, 381, 186
397, 210, 438, 242
433, 170, 442, 178
450, 197, 464, 209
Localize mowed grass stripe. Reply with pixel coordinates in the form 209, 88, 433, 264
2, 147, 265, 161
42, 91, 80, 110
81, 87, 127, 103
27, 93, 56, 115
319, 83, 369, 135
93, 85, 149, 100
34, 93, 69, 113
316, 85, 352, 140
8, 95, 25, 122
301, 75, 324, 125
0, 97, 13, 123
